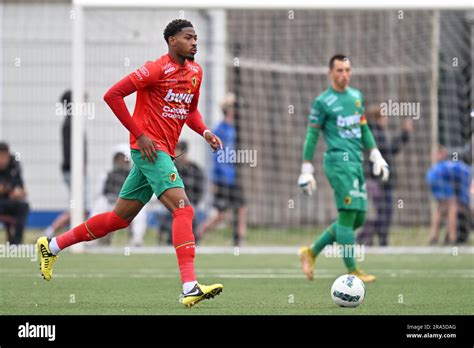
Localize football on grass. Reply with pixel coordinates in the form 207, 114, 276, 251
331, 274, 365, 307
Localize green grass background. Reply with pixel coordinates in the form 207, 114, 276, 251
1, 252, 472, 315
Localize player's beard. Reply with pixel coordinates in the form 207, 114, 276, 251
186, 54, 195, 62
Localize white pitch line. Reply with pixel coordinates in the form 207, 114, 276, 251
81, 245, 474, 255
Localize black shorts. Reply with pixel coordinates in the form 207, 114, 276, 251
213, 183, 245, 211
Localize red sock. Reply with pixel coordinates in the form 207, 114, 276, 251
56, 211, 129, 250
172, 206, 196, 283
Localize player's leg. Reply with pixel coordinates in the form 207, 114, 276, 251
138, 149, 223, 307
446, 198, 458, 244
196, 183, 229, 241
299, 222, 336, 280
1, 199, 29, 245
347, 210, 376, 282
89, 195, 114, 246
335, 210, 358, 272
37, 198, 143, 281
159, 187, 223, 307
130, 205, 147, 246
196, 209, 227, 241
237, 205, 247, 247
299, 161, 350, 280
44, 211, 70, 238
356, 179, 380, 246
429, 201, 444, 244
233, 185, 247, 247
37, 158, 152, 281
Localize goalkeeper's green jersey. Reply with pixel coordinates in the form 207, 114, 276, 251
308, 86, 368, 164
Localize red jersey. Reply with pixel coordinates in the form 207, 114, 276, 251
128, 53, 203, 157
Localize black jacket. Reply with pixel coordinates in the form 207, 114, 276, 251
364, 123, 410, 188
61, 115, 87, 173
176, 161, 204, 206
0, 155, 24, 200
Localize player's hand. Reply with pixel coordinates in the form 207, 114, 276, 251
9, 187, 26, 200
137, 134, 158, 163
204, 130, 223, 152
0, 184, 8, 195
298, 162, 317, 196
369, 148, 390, 182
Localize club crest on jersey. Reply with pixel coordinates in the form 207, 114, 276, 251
355, 99, 361, 108
344, 196, 352, 205
164, 89, 194, 104
169, 172, 177, 182
192, 76, 197, 87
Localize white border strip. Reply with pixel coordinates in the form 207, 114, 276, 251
74, 0, 473, 9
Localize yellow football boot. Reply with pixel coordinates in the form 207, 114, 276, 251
180, 283, 223, 308
37, 237, 58, 281
298, 246, 316, 281
349, 269, 376, 283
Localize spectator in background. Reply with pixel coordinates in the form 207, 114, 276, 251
44, 90, 88, 237
157, 141, 204, 245
0, 142, 29, 244
196, 93, 247, 247
426, 146, 471, 245
356, 104, 413, 246
90, 144, 147, 246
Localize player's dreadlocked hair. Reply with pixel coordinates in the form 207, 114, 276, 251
163, 19, 193, 43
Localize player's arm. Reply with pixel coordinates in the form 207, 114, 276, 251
103, 61, 159, 163
186, 74, 223, 152
9, 159, 27, 200
360, 114, 390, 182
298, 98, 324, 195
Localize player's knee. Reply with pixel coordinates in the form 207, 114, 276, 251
109, 210, 130, 229
86, 211, 130, 240
172, 205, 194, 220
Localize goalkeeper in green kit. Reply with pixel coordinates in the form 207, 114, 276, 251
298, 55, 389, 283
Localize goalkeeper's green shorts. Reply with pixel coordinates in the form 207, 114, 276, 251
119, 149, 184, 204
323, 160, 367, 212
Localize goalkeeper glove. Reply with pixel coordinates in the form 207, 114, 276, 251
369, 148, 390, 182
298, 162, 317, 196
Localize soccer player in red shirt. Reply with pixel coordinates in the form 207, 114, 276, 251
37, 19, 224, 308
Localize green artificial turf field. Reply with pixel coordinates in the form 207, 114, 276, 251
1, 251, 473, 315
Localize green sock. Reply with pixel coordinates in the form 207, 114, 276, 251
310, 223, 336, 256
335, 223, 357, 272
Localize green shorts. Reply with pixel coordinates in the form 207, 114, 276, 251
323, 160, 367, 212
119, 149, 184, 204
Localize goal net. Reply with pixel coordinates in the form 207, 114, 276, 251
1, 1, 472, 246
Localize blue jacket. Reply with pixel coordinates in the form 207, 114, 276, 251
212, 121, 237, 186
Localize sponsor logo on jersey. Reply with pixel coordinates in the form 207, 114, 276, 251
139, 66, 150, 77
133, 70, 143, 81
324, 94, 338, 106
164, 66, 176, 75
161, 106, 189, 120
163, 63, 176, 75
192, 76, 197, 87
164, 89, 195, 104
190, 66, 199, 73
133, 66, 149, 81
337, 114, 361, 128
